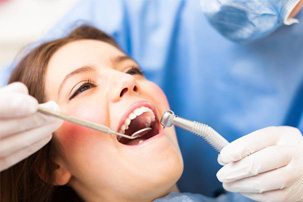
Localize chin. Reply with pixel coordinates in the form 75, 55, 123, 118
134, 144, 183, 192
148, 165, 183, 201
127, 162, 183, 202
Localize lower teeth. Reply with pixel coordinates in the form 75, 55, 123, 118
127, 138, 145, 145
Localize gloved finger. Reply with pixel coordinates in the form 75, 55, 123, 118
39, 101, 60, 112
217, 146, 291, 183
218, 127, 281, 165
0, 112, 62, 139
275, 126, 303, 145
0, 82, 28, 94
222, 164, 297, 194
287, 174, 303, 202
0, 93, 38, 118
0, 120, 62, 158
0, 135, 52, 172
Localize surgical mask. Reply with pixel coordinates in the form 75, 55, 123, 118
200, 0, 301, 42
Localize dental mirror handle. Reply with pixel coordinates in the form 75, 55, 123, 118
161, 111, 229, 152
37, 106, 135, 140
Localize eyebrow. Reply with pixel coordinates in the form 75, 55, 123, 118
58, 66, 96, 96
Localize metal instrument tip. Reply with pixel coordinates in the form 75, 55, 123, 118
160, 110, 175, 128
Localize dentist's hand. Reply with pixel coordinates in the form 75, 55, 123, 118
0, 82, 63, 172
217, 126, 303, 202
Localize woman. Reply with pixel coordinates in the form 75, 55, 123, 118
0, 25, 182, 202
0, 25, 252, 202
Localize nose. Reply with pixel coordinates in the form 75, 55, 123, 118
111, 74, 139, 102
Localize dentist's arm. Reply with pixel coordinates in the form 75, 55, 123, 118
0, 82, 62, 172
217, 126, 303, 202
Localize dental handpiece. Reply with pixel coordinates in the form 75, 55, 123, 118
160, 110, 229, 152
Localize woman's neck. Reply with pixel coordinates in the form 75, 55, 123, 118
79, 184, 180, 202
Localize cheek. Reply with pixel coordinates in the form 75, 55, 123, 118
54, 105, 107, 153
142, 81, 170, 109
56, 123, 91, 151
62, 100, 107, 123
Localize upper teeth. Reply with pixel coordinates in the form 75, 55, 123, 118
119, 106, 155, 134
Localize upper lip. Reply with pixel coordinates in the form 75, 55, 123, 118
116, 101, 159, 133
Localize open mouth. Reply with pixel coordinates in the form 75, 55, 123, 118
117, 106, 160, 145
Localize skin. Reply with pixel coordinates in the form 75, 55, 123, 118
289, 0, 303, 18
44, 40, 184, 202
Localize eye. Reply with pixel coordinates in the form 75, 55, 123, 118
126, 66, 144, 76
69, 80, 96, 100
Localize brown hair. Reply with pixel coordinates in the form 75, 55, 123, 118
0, 25, 120, 202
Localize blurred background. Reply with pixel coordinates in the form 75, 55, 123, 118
0, 0, 77, 70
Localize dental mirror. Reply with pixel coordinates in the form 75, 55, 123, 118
38, 106, 152, 140
130, 127, 152, 139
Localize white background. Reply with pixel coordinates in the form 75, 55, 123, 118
0, 0, 78, 70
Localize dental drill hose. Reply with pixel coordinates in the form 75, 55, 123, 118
161, 110, 229, 152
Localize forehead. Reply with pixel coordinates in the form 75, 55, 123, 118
47, 39, 124, 74
45, 39, 125, 100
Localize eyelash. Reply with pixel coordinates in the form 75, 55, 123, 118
69, 67, 143, 100
69, 79, 96, 100
126, 66, 144, 76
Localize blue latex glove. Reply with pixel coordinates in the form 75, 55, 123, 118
200, 0, 301, 42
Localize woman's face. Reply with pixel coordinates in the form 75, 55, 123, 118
44, 39, 183, 201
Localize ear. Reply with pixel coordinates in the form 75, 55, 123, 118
37, 155, 72, 186
52, 157, 72, 185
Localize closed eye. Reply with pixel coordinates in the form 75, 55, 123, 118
126, 66, 144, 76
69, 80, 96, 100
